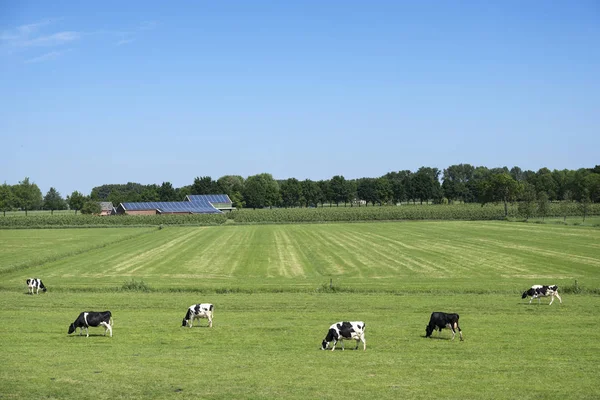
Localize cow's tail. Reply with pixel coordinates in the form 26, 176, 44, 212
209, 304, 214, 311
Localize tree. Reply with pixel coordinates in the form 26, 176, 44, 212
534, 168, 558, 200
468, 166, 491, 203
140, 185, 160, 202
356, 178, 376, 206
579, 189, 591, 223
43, 187, 67, 215
537, 191, 550, 221
560, 190, 572, 222
318, 180, 333, 207
479, 173, 522, 218
583, 173, 600, 203
330, 175, 352, 207
0, 182, 15, 216
443, 164, 475, 203
280, 178, 302, 208
413, 167, 442, 204
67, 191, 86, 214
385, 171, 408, 205
81, 200, 102, 215
158, 182, 178, 202
13, 177, 42, 215
192, 176, 218, 195
243, 173, 279, 209
90, 182, 145, 201
300, 179, 321, 208
518, 183, 537, 221
374, 177, 392, 205
217, 175, 245, 208
510, 166, 524, 182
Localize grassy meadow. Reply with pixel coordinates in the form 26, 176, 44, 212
1, 221, 599, 399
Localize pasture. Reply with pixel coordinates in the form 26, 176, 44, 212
1, 221, 599, 399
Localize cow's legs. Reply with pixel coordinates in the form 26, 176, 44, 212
331, 340, 338, 351
549, 295, 554, 305
85, 327, 89, 338
100, 322, 113, 337
447, 323, 456, 340
554, 292, 562, 304
208, 314, 213, 328
360, 335, 366, 350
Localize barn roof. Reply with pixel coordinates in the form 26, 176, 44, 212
185, 194, 232, 204
119, 201, 222, 214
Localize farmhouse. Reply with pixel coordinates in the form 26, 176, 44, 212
99, 202, 115, 216
115, 194, 233, 215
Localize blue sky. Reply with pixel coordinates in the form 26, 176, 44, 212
1, 1, 598, 196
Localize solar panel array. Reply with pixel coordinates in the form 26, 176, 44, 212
121, 202, 222, 214
186, 194, 232, 204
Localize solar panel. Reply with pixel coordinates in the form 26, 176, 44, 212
121, 202, 222, 214
187, 194, 232, 204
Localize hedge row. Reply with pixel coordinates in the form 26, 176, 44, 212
0, 213, 228, 229
1, 202, 597, 228
229, 202, 600, 223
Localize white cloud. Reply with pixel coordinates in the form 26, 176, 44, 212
22, 31, 80, 47
1, 18, 158, 62
25, 50, 63, 63
116, 38, 135, 46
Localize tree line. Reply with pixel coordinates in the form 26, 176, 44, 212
1, 164, 599, 216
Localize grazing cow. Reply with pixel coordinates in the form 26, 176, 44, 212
522, 285, 562, 305
26, 278, 47, 295
425, 312, 463, 341
68, 311, 113, 337
182, 304, 214, 328
321, 321, 366, 351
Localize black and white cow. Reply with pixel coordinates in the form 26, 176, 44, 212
182, 304, 214, 328
522, 285, 562, 305
425, 312, 463, 341
26, 278, 47, 294
321, 321, 366, 351
68, 311, 113, 337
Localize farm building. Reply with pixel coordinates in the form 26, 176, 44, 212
115, 194, 232, 215
185, 194, 235, 212
99, 202, 115, 216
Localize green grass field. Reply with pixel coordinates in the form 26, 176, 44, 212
1, 221, 599, 399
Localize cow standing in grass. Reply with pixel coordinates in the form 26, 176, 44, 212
321, 321, 366, 351
68, 311, 113, 337
182, 304, 214, 328
425, 312, 463, 341
522, 285, 562, 305
26, 278, 47, 295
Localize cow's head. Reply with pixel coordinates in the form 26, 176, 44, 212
321, 328, 337, 350
182, 319, 188, 327
68, 323, 76, 335
521, 292, 528, 299
425, 325, 434, 338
